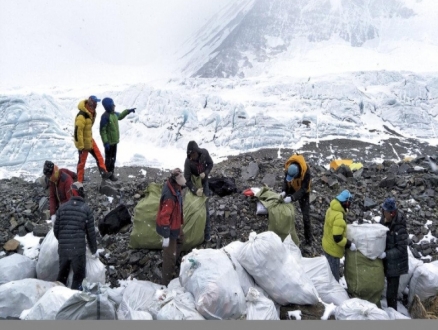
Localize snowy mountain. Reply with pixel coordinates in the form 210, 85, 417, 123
179, 0, 438, 78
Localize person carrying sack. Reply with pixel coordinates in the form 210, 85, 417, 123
156, 168, 186, 286
379, 197, 409, 311
54, 181, 98, 291
281, 154, 313, 246
43, 160, 75, 225
322, 189, 356, 282
183, 140, 214, 242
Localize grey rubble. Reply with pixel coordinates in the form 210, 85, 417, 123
0, 137, 437, 290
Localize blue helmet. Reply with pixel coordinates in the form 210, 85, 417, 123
382, 197, 396, 212
286, 164, 299, 182
336, 189, 353, 202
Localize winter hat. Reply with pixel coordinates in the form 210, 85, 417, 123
187, 141, 200, 157
88, 95, 101, 103
102, 97, 115, 112
336, 189, 353, 202
43, 160, 55, 176
171, 168, 186, 186
71, 181, 85, 197
382, 197, 397, 212
286, 164, 299, 182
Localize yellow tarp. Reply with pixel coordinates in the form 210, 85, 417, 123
330, 159, 363, 171
349, 162, 363, 171
330, 159, 353, 170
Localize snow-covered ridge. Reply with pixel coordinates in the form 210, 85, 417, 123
1, 70, 438, 180
178, 0, 438, 78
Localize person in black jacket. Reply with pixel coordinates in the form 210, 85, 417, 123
379, 197, 409, 311
281, 154, 313, 246
183, 141, 214, 242
54, 181, 98, 290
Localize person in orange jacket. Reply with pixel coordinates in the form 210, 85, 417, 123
73, 95, 112, 182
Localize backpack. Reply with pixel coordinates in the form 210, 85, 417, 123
208, 177, 238, 197
98, 204, 132, 236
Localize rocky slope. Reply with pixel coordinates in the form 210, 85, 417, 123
1, 138, 437, 292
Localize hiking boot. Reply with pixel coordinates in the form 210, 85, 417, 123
101, 171, 112, 180
109, 174, 118, 182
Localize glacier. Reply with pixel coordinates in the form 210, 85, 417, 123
1, 70, 438, 180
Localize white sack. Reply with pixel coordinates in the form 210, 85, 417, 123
21, 286, 77, 320
383, 307, 411, 320
36, 229, 59, 281
256, 201, 268, 215
335, 298, 390, 320
408, 260, 438, 305
237, 231, 319, 306
398, 248, 423, 297
246, 287, 279, 320
0, 278, 61, 318
179, 248, 246, 320
117, 280, 165, 320
346, 223, 388, 260
302, 256, 350, 306
283, 234, 302, 262
0, 253, 36, 285
67, 247, 106, 287
55, 283, 117, 320
157, 291, 205, 320
222, 241, 255, 296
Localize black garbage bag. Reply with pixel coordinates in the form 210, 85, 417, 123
98, 204, 132, 236
208, 177, 237, 197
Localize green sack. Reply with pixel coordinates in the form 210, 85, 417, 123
181, 176, 207, 252
344, 249, 385, 307
256, 186, 299, 245
129, 183, 163, 249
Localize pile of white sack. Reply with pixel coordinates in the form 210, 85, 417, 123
2, 228, 435, 320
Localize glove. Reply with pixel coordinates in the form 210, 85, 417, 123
196, 188, 203, 197
161, 226, 170, 239
349, 242, 357, 251
378, 252, 386, 259
280, 191, 286, 198
104, 142, 110, 151
284, 196, 292, 203
128, 108, 136, 114
51, 215, 56, 225
162, 237, 170, 248
199, 172, 205, 179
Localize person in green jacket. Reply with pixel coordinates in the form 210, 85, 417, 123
321, 189, 357, 282
99, 97, 136, 181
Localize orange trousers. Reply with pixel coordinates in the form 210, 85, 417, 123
77, 139, 108, 182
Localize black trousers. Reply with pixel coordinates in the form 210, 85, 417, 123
386, 276, 400, 310
324, 251, 340, 282
161, 234, 184, 286
299, 192, 312, 242
104, 144, 117, 173
57, 253, 86, 290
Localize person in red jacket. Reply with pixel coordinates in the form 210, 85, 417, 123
43, 160, 75, 224
156, 168, 186, 286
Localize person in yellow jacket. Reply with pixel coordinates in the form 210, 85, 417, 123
281, 154, 312, 246
74, 95, 112, 182
321, 189, 357, 282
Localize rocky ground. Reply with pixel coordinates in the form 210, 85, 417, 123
1, 137, 438, 317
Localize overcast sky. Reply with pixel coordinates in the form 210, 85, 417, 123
0, 0, 232, 90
